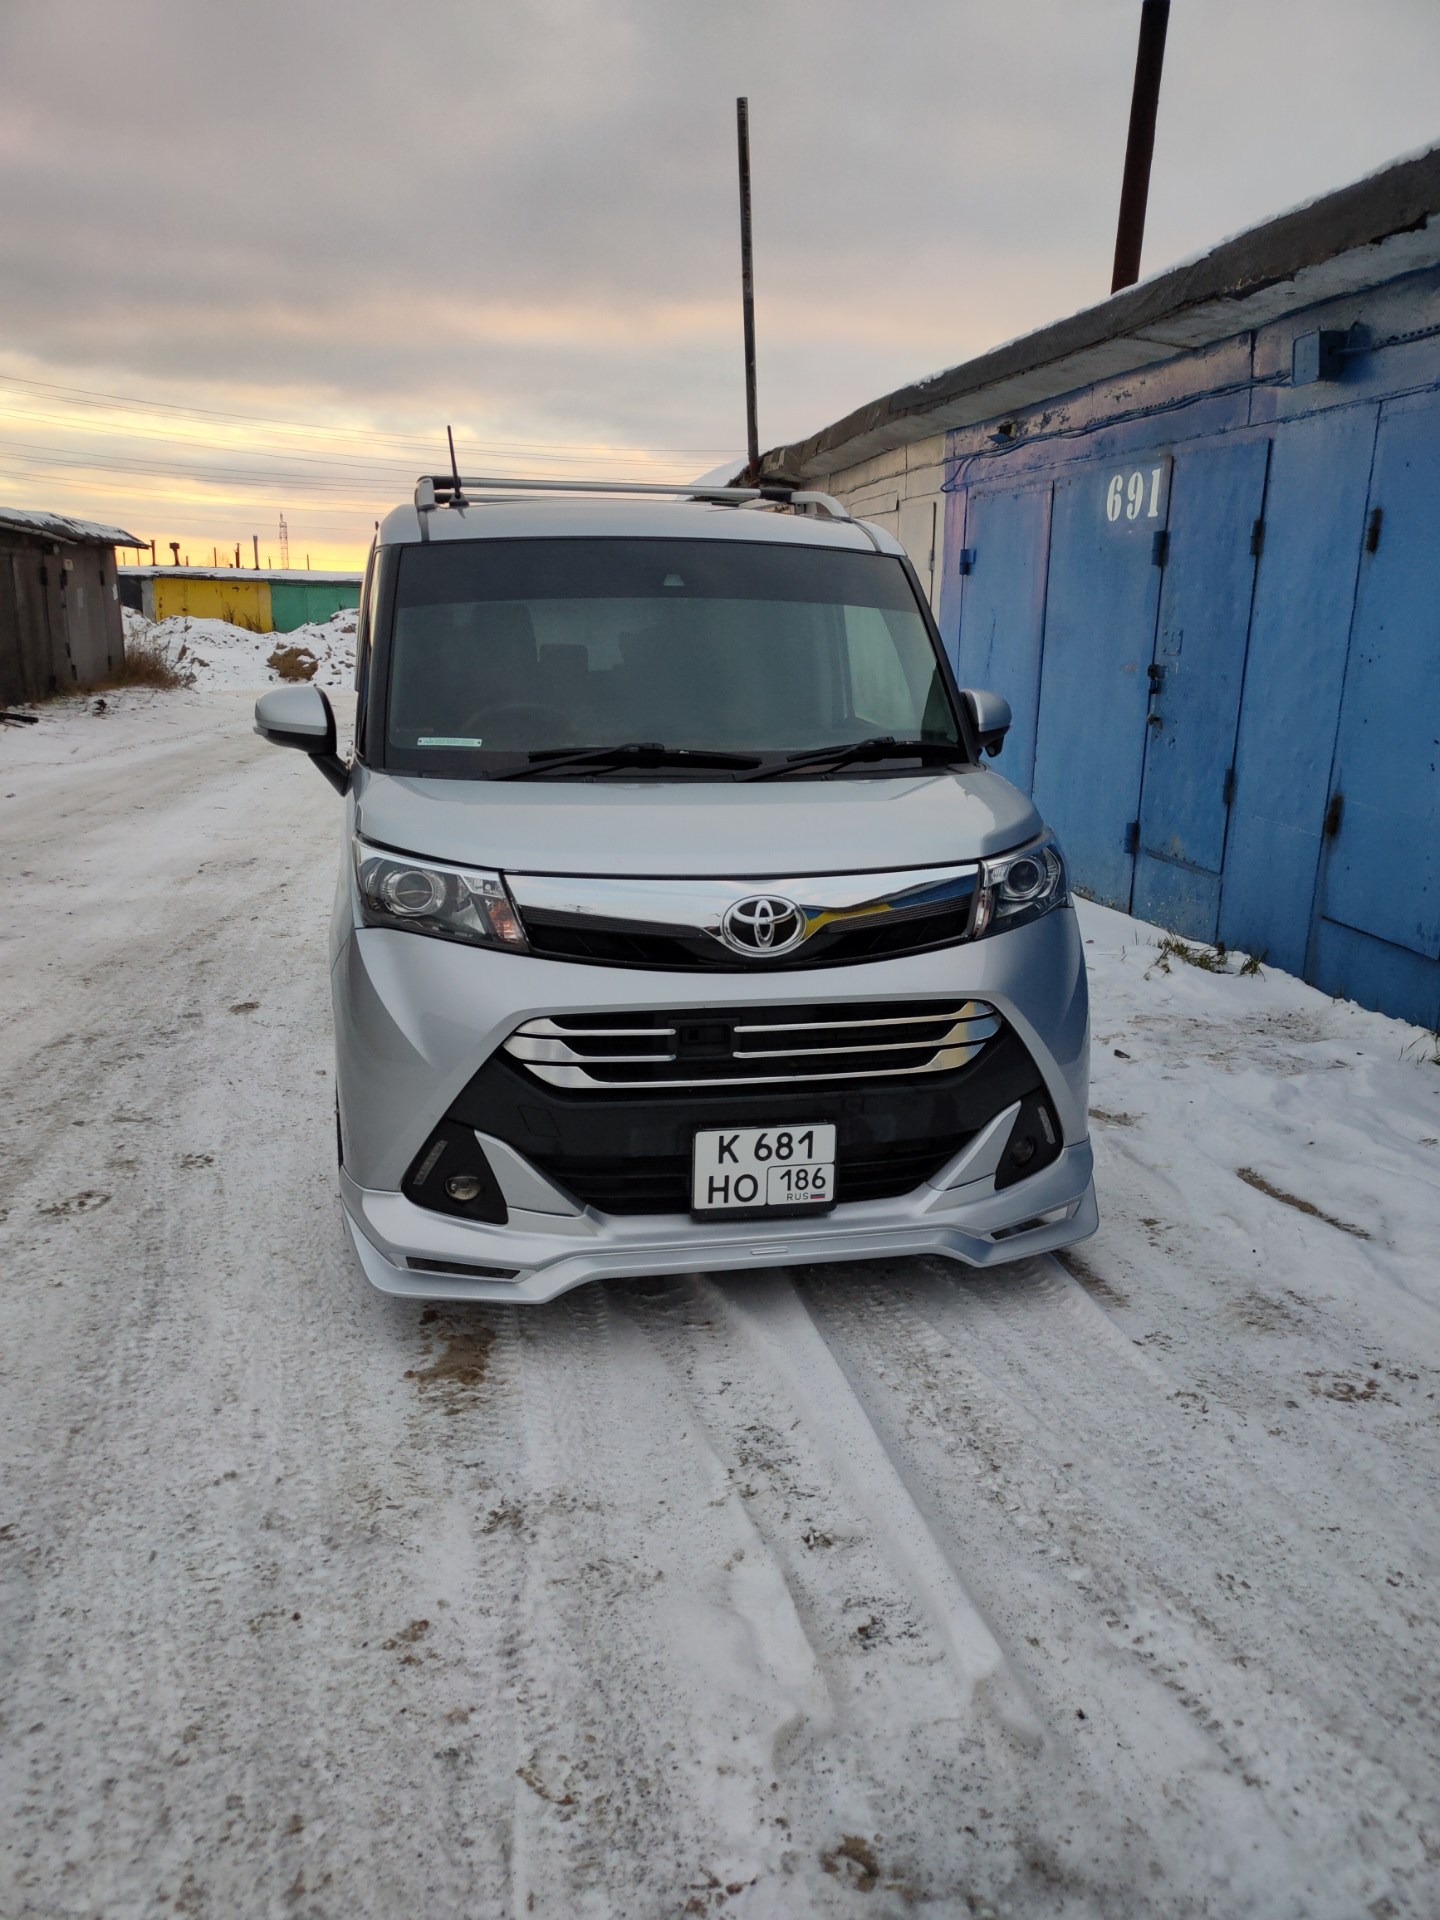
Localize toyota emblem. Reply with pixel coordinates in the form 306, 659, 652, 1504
720, 894, 806, 957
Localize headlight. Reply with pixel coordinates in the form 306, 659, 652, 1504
354, 840, 527, 949
973, 838, 1067, 937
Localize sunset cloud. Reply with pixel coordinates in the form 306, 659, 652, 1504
3, 0, 1437, 566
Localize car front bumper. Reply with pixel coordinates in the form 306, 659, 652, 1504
333, 898, 1093, 1303
341, 1140, 1096, 1304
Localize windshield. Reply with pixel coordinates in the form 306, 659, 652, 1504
379, 537, 963, 776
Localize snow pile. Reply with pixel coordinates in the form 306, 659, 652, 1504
121, 606, 356, 690
1075, 897, 1440, 1336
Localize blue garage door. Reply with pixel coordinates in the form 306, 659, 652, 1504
954, 483, 1052, 791
1217, 405, 1378, 976
1320, 393, 1440, 967
1131, 438, 1270, 940
1031, 457, 1170, 908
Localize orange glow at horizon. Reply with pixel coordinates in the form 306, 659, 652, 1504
0, 357, 742, 577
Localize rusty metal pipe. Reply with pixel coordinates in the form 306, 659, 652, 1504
1111, 0, 1170, 294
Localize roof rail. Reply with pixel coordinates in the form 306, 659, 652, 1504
413, 473, 849, 520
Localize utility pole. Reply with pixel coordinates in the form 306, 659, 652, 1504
1111, 0, 1171, 294
279, 514, 289, 569
736, 96, 760, 481
253, 534, 260, 570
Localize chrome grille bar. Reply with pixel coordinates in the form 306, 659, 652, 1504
513, 1043, 987, 1092
501, 1000, 998, 1091
731, 1002, 991, 1035
734, 1018, 999, 1059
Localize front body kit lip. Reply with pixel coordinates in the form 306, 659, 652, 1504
339, 1141, 1096, 1305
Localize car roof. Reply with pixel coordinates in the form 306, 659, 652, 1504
377, 494, 904, 556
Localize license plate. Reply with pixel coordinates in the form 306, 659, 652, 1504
692, 1123, 837, 1213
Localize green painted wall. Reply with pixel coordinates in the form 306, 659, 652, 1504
269, 579, 360, 632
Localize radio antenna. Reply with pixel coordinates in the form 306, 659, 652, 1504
445, 424, 467, 505
736, 97, 760, 482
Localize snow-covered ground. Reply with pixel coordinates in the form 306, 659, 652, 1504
122, 605, 357, 690
2, 689, 1438, 1919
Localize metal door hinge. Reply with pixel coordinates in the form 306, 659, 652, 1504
1222, 766, 1235, 808
1249, 518, 1265, 557
957, 548, 976, 575
1124, 821, 1140, 856
1364, 508, 1382, 554
1151, 529, 1169, 567
1323, 792, 1343, 837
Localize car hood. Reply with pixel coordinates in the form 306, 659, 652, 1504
353, 767, 1044, 877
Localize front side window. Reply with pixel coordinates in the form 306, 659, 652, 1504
380, 537, 962, 776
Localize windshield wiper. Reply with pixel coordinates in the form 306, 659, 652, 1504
745, 736, 970, 781
496, 742, 762, 780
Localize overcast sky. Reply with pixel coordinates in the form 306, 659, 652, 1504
2, 0, 1438, 565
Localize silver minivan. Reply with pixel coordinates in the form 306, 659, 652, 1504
256, 476, 1095, 1303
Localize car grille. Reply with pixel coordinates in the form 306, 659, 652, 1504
501, 998, 1001, 1092
520, 902, 976, 970
549, 1136, 971, 1214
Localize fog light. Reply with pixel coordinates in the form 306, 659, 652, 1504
1010, 1135, 1037, 1166
446, 1173, 483, 1202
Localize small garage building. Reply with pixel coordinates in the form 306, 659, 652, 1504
758, 144, 1440, 1030
0, 507, 147, 705
117, 566, 361, 634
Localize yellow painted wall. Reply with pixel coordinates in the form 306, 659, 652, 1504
152, 576, 272, 631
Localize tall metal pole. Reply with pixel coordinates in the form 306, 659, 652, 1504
1110, 0, 1170, 294
736, 96, 760, 480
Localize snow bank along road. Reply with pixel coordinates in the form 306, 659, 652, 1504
2, 690, 1439, 1920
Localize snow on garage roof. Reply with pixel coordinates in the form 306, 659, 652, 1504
0, 505, 149, 547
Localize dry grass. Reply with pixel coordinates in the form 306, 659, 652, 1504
28, 631, 195, 704
99, 631, 195, 690
1146, 934, 1266, 978
1154, 934, 1231, 973
267, 643, 319, 682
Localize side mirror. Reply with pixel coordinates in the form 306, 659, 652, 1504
959, 687, 1012, 759
254, 685, 349, 793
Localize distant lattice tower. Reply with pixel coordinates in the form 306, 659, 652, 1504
278, 514, 290, 570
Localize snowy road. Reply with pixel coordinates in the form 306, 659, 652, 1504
3, 690, 1439, 1919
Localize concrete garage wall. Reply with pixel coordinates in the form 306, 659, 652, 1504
758, 147, 1440, 1032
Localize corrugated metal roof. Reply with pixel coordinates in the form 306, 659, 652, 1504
762, 142, 1440, 482
0, 505, 148, 547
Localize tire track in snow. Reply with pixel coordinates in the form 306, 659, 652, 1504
620, 1272, 1117, 1915
794, 1253, 1430, 1917
504, 1281, 830, 1918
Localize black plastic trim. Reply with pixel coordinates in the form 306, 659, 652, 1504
445, 1027, 1046, 1216
402, 1120, 508, 1223
993, 1088, 1063, 1190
